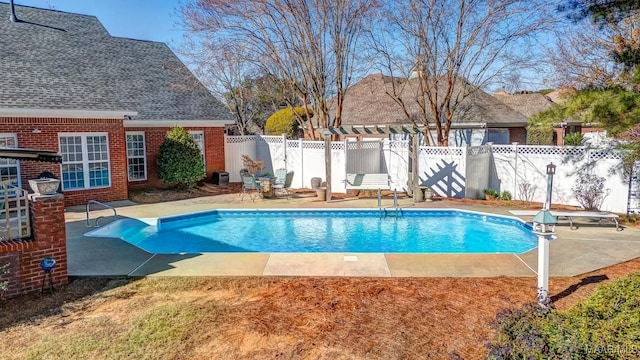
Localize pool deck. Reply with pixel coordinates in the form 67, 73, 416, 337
65, 193, 640, 278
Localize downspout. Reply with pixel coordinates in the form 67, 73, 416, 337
9, 0, 19, 22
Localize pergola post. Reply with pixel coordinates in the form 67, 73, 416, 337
411, 135, 420, 202
324, 135, 332, 201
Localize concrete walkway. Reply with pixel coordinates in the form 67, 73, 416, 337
65, 193, 640, 278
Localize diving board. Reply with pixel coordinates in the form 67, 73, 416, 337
509, 210, 622, 231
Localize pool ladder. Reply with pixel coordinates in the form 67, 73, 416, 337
86, 200, 117, 227
379, 190, 402, 218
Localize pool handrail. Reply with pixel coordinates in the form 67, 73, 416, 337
86, 200, 117, 227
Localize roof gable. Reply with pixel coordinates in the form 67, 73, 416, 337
0, 3, 232, 122
335, 73, 527, 127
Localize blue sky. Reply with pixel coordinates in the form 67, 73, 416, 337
13, 0, 184, 46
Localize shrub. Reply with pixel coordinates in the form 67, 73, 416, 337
563, 132, 584, 146
157, 126, 204, 188
265, 107, 313, 138
484, 188, 499, 199
487, 272, 640, 359
527, 125, 554, 145
572, 173, 607, 211
500, 191, 512, 201
518, 181, 536, 203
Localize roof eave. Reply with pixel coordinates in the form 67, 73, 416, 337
0, 108, 138, 119
124, 119, 234, 128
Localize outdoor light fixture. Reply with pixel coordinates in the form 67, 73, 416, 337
544, 162, 556, 210
532, 210, 557, 308
39, 257, 56, 295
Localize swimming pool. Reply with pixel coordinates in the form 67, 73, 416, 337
85, 209, 537, 254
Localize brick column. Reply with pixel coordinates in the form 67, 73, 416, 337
17, 194, 68, 294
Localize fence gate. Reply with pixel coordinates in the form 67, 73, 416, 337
0, 182, 30, 240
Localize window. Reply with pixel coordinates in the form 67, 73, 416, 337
126, 132, 146, 181
189, 131, 206, 174
59, 133, 110, 190
0, 134, 20, 187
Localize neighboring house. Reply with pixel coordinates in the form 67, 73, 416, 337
0, 3, 233, 206
330, 73, 530, 146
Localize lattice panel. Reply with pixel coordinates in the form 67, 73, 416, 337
588, 150, 627, 161
331, 142, 345, 150
286, 140, 301, 149
516, 146, 587, 156
346, 141, 382, 150
491, 145, 515, 154
225, 135, 256, 144
389, 140, 409, 150
302, 141, 326, 150
419, 147, 464, 156
466, 145, 491, 156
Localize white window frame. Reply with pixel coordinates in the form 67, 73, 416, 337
58, 132, 111, 191
126, 131, 147, 181
189, 130, 206, 174
0, 133, 20, 187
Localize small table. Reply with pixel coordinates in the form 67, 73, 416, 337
258, 177, 275, 199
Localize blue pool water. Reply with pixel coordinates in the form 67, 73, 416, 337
85, 209, 537, 254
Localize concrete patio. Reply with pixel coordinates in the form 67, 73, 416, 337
65, 193, 640, 278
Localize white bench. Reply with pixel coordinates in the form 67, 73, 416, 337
508, 210, 622, 231
345, 173, 390, 190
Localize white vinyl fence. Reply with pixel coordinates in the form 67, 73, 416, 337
225, 135, 639, 213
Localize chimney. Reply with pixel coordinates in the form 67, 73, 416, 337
9, 0, 19, 22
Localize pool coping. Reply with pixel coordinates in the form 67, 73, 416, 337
65, 195, 640, 278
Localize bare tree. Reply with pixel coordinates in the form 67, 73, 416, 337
180, 0, 376, 140
550, 11, 640, 89
371, 0, 555, 146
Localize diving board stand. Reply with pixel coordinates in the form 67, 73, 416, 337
509, 210, 622, 231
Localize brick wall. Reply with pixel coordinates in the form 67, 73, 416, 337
509, 127, 527, 145
127, 127, 226, 189
0, 194, 67, 299
0, 117, 128, 206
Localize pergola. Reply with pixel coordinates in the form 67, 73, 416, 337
317, 125, 427, 202
0, 148, 62, 163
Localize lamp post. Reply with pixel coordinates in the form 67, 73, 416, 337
532, 210, 557, 307
544, 162, 556, 210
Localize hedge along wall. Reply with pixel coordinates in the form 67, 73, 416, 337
126, 126, 226, 189
0, 193, 68, 299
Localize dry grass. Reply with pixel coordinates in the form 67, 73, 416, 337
1, 258, 639, 359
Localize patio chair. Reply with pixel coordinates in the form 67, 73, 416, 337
273, 168, 293, 199
240, 173, 262, 201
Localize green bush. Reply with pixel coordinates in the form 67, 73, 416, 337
265, 107, 313, 138
484, 188, 499, 199
527, 125, 555, 145
564, 132, 585, 146
500, 191, 512, 201
157, 126, 204, 188
487, 272, 640, 359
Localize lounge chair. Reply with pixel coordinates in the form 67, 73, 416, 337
508, 210, 622, 231
273, 168, 293, 199
240, 173, 262, 201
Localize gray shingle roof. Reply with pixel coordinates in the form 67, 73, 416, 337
492, 92, 557, 119
335, 74, 527, 127
0, 3, 233, 122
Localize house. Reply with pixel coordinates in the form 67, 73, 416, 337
0, 3, 234, 206
330, 73, 531, 146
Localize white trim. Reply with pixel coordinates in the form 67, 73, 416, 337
125, 131, 147, 181
58, 132, 111, 191
188, 130, 206, 174
0, 108, 137, 119
0, 133, 21, 187
124, 119, 232, 128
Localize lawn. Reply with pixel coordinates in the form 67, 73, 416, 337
1, 257, 639, 359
